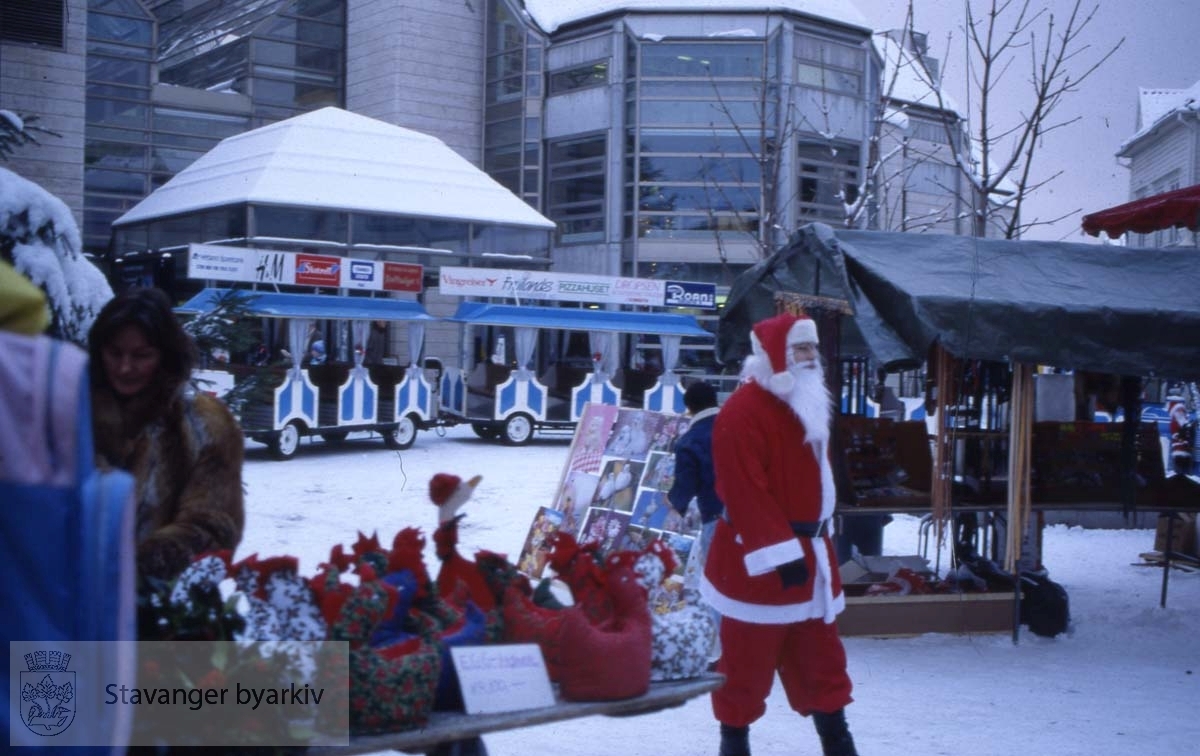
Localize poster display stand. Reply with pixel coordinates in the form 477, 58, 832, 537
518, 403, 703, 587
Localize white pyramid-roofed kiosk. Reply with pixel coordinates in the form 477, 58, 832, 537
114, 107, 555, 230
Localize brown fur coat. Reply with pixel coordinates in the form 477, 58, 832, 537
92, 385, 245, 580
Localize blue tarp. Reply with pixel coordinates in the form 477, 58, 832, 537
449, 301, 712, 337
177, 288, 437, 322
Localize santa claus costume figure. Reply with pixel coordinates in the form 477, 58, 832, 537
701, 313, 859, 756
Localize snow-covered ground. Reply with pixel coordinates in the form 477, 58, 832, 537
237, 426, 1200, 756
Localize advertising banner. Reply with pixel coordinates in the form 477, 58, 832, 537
383, 261, 424, 292
186, 244, 423, 294
439, 267, 716, 310
295, 254, 341, 287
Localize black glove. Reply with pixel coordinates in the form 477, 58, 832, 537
776, 558, 809, 589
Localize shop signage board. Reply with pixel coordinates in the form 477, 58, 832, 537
438, 266, 716, 310
186, 243, 424, 293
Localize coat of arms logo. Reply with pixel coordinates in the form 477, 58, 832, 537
19, 650, 75, 736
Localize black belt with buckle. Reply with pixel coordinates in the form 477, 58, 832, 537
790, 520, 828, 538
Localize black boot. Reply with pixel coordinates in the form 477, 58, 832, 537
812, 709, 859, 756
718, 723, 750, 756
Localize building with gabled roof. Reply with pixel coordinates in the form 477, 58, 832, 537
1115, 78, 1200, 248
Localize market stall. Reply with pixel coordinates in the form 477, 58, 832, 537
720, 223, 1200, 631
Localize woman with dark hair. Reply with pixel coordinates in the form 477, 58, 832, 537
89, 287, 245, 581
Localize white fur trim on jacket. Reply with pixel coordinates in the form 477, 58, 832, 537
743, 538, 805, 577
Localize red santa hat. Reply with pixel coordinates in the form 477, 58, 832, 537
744, 313, 819, 396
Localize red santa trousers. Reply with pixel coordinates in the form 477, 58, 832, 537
713, 615, 853, 725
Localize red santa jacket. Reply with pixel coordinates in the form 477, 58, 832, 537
701, 380, 844, 624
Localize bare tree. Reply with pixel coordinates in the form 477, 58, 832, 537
909, 0, 1123, 239
694, 11, 957, 254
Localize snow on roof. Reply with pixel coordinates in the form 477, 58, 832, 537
114, 107, 555, 230
522, 0, 871, 34
1119, 78, 1200, 153
874, 33, 961, 117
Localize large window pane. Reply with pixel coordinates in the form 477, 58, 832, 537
86, 140, 147, 170
635, 212, 757, 238
252, 77, 339, 109
87, 13, 151, 46
484, 118, 522, 148
795, 33, 864, 95
86, 98, 149, 129
548, 61, 608, 95
638, 81, 767, 99
159, 40, 249, 88
151, 146, 205, 174
639, 99, 769, 127
293, 0, 343, 22
87, 39, 153, 60
639, 42, 764, 78
351, 215, 468, 247
639, 185, 757, 213
88, 55, 152, 87
635, 129, 765, 154
85, 168, 146, 195
547, 135, 606, 244
153, 108, 249, 138
255, 207, 347, 242
255, 39, 339, 72
634, 155, 762, 184
89, 83, 150, 101
796, 63, 860, 94
260, 17, 342, 47
796, 141, 861, 221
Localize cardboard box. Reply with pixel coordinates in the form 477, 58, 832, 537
1154, 513, 1197, 557
838, 556, 1014, 638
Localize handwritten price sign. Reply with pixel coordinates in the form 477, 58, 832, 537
449, 644, 555, 714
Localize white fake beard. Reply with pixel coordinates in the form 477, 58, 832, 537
786, 359, 832, 444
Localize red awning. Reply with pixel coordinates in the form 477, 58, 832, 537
1081, 183, 1200, 238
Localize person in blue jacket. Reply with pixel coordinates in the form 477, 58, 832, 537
668, 381, 724, 658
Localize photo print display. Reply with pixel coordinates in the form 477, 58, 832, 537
630, 489, 674, 531
578, 507, 631, 555
640, 451, 676, 492
603, 409, 666, 462
566, 404, 620, 474
554, 470, 600, 535
590, 458, 643, 513
551, 402, 702, 563
516, 506, 566, 580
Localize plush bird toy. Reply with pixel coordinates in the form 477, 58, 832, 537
429, 473, 497, 613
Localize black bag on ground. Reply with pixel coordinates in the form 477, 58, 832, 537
954, 529, 1070, 638
1018, 571, 1070, 638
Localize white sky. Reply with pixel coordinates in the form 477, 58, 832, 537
873, 0, 1200, 242
235, 425, 1200, 755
